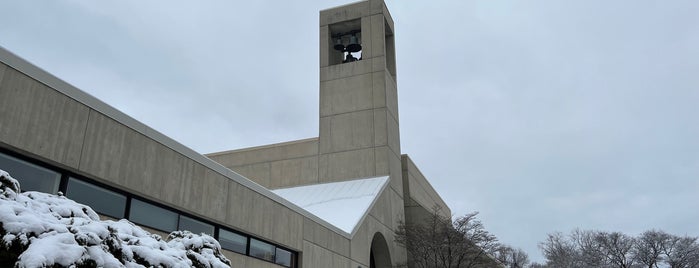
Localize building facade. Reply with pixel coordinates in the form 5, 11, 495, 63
0, 1, 449, 267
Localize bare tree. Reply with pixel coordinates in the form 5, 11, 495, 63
539, 232, 579, 268
633, 230, 670, 268
595, 231, 636, 268
538, 229, 699, 268
494, 245, 530, 268
395, 207, 502, 268
662, 235, 699, 268
454, 212, 501, 267
571, 229, 606, 267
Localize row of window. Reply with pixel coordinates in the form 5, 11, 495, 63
0, 151, 295, 268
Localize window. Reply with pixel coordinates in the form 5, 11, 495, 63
129, 199, 178, 232
249, 238, 275, 262
275, 248, 293, 267
0, 152, 61, 193
66, 178, 126, 218
178, 215, 214, 236
219, 229, 248, 254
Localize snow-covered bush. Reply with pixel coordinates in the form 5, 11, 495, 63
0, 169, 231, 267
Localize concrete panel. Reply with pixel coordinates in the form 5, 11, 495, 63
368, 185, 393, 227
373, 108, 388, 147
361, 16, 373, 59
200, 169, 230, 222
80, 111, 154, 190
303, 218, 350, 256
349, 220, 370, 267
385, 70, 399, 121
388, 153, 404, 198
320, 25, 330, 68
278, 207, 305, 250
387, 113, 401, 157
319, 58, 373, 82
207, 138, 318, 167
370, 14, 386, 58
382, 3, 395, 33
0, 66, 89, 169
389, 187, 406, 231
0, 63, 6, 84
245, 193, 275, 242
374, 146, 390, 175
269, 156, 318, 189
176, 162, 207, 218
366, 185, 404, 236
231, 162, 271, 188
318, 148, 376, 182
402, 155, 451, 217
302, 241, 351, 268
122, 138, 166, 201
160, 155, 198, 209
226, 180, 255, 232
243, 192, 304, 249
372, 71, 386, 108
222, 251, 246, 268
372, 56, 386, 72
319, 1, 369, 26
320, 73, 373, 116
319, 109, 375, 153
246, 257, 281, 268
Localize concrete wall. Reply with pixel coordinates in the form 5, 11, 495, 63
402, 155, 452, 221
206, 138, 319, 189
1, 0, 458, 267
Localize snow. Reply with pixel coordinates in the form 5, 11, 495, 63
0, 169, 231, 267
272, 176, 389, 234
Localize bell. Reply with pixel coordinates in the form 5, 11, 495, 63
344, 53, 358, 63
346, 35, 362, 53
333, 37, 345, 51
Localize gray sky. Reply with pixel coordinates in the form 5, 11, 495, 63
1, 0, 697, 263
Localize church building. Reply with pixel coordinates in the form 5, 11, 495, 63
0, 1, 450, 267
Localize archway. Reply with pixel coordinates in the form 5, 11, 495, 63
370, 232, 392, 268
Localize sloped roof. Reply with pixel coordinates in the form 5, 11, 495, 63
272, 176, 389, 235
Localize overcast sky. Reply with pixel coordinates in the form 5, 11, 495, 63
1, 0, 697, 263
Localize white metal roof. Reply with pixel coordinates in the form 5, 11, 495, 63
272, 176, 389, 235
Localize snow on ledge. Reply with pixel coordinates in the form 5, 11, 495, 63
272, 176, 390, 234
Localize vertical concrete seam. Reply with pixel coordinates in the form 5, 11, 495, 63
77, 109, 92, 170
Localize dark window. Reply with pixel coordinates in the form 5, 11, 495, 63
275, 248, 293, 267
250, 238, 275, 262
178, 215, 214, 236
129, 199, 178, 232
0, 152, 60, 193
219, 229, 247, 254
66, 177, 126, 218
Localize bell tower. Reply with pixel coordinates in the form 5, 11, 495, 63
318, 0, 402, 197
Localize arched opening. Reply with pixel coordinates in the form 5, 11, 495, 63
370, 232, 392, 268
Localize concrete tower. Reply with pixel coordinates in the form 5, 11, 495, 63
318, 0, 403, 198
